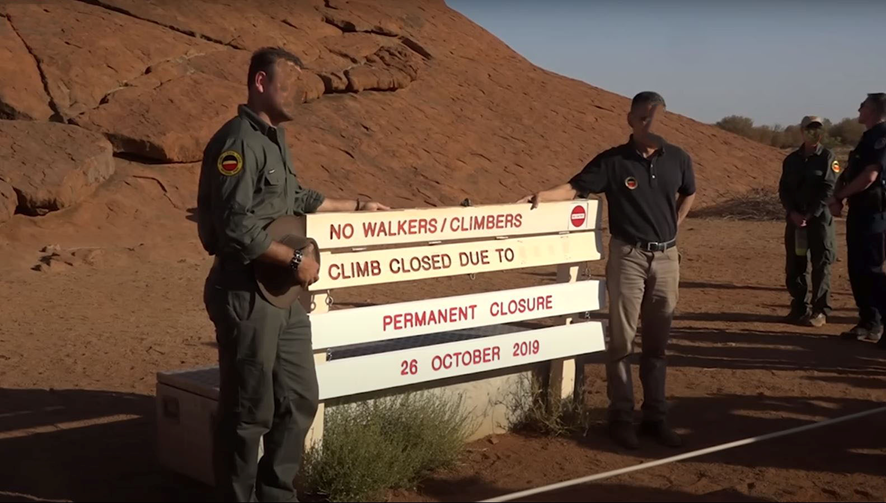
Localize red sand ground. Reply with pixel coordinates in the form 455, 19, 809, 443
1, 206, 884, 502
1, 1, 883, 501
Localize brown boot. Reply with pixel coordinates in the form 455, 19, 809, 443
639, 421, 683, 448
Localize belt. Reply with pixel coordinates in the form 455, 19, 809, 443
211, 255, 252, 274
622, 237, 677, 252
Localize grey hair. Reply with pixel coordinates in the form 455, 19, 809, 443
631, 91, 666, 111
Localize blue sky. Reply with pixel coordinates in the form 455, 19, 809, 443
447, 0, 886, 127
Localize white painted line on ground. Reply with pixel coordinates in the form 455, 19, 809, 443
480, 405, 886, 502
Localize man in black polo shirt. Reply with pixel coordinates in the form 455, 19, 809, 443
519, 91, 696, 450
828, 93, 886, 346
778, 116, 838, 328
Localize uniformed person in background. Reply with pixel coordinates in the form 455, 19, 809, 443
828, 93, 886, 346
197, 47, 389, 502
778, 116, 838, 327
518, 92, 696, 450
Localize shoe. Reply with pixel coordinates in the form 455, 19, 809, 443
639, 421, 683, 448
805, 312, 827, 328
784, 309, 810, 325
840, 324, 882, 342
860, 329, 883, 343
609, 421, 639, 450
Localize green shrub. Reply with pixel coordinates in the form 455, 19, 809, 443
506, 373, 596, 438
301, 392, 472, 502
715, 115, 862, 150
829, 118, 865, 147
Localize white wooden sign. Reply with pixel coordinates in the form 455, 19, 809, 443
306, 200, 600, 250
317, 322, 606, 400
311, 281, 605, 350
310, 232, 601, 291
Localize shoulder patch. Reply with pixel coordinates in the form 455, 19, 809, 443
217, 150, 243, 176
875, 138, 886, 150
831, 159, 841, 173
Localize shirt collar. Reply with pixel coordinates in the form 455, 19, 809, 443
238, 104, 287, 144
628, 134, 666, 159
794, 143, 823, 157
239, 104, 273, 137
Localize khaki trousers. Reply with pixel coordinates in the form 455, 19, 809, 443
605, 237, 680, 423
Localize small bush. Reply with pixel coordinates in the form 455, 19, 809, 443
715, 115, 756, 138
506, 373, 596, 438
829, 118, 865, 147
693, 188, 785, 222
301, 392, 472, 502
715, 115, 861, 150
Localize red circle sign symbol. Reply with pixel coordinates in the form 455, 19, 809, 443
570, 205, 587, 228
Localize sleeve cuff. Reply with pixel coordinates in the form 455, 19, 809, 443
568, 179, 589, 197
240, 230, 273, 263
304, 190, 326, 214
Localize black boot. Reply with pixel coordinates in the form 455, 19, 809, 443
609, 421, 639, 450
639, 421, 683, 448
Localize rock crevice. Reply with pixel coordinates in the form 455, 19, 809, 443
2, 14, 61, 121
73, 0, 241, 50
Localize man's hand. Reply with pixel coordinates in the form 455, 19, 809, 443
515, 184, 577, 210
788, 211, 807, 228
676, 193, 696, 227
827, 197, 844, 218
294, 244, 321, 288
516, 193, 540, 209
358, 201, 390, 212
318, 198, 390, 213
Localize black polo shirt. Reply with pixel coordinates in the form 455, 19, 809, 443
569, 137, 696, 244
843, 121, 886, 217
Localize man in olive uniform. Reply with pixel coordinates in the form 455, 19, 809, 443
197, 47, 389, 502
518, 92, 696, 450
778, 116, 839, 327
828, 93, 886, 346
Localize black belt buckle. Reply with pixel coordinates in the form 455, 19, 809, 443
640, 240, 670, 252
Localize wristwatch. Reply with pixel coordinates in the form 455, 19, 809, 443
289, 249, 303, 272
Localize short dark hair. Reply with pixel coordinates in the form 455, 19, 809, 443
631, 91, 666, 111
867, 93, 886, 118
247, 47, 304, 89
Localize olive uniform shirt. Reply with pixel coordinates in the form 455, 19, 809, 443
778, 144, 839, 218
197, 105, 325, 264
